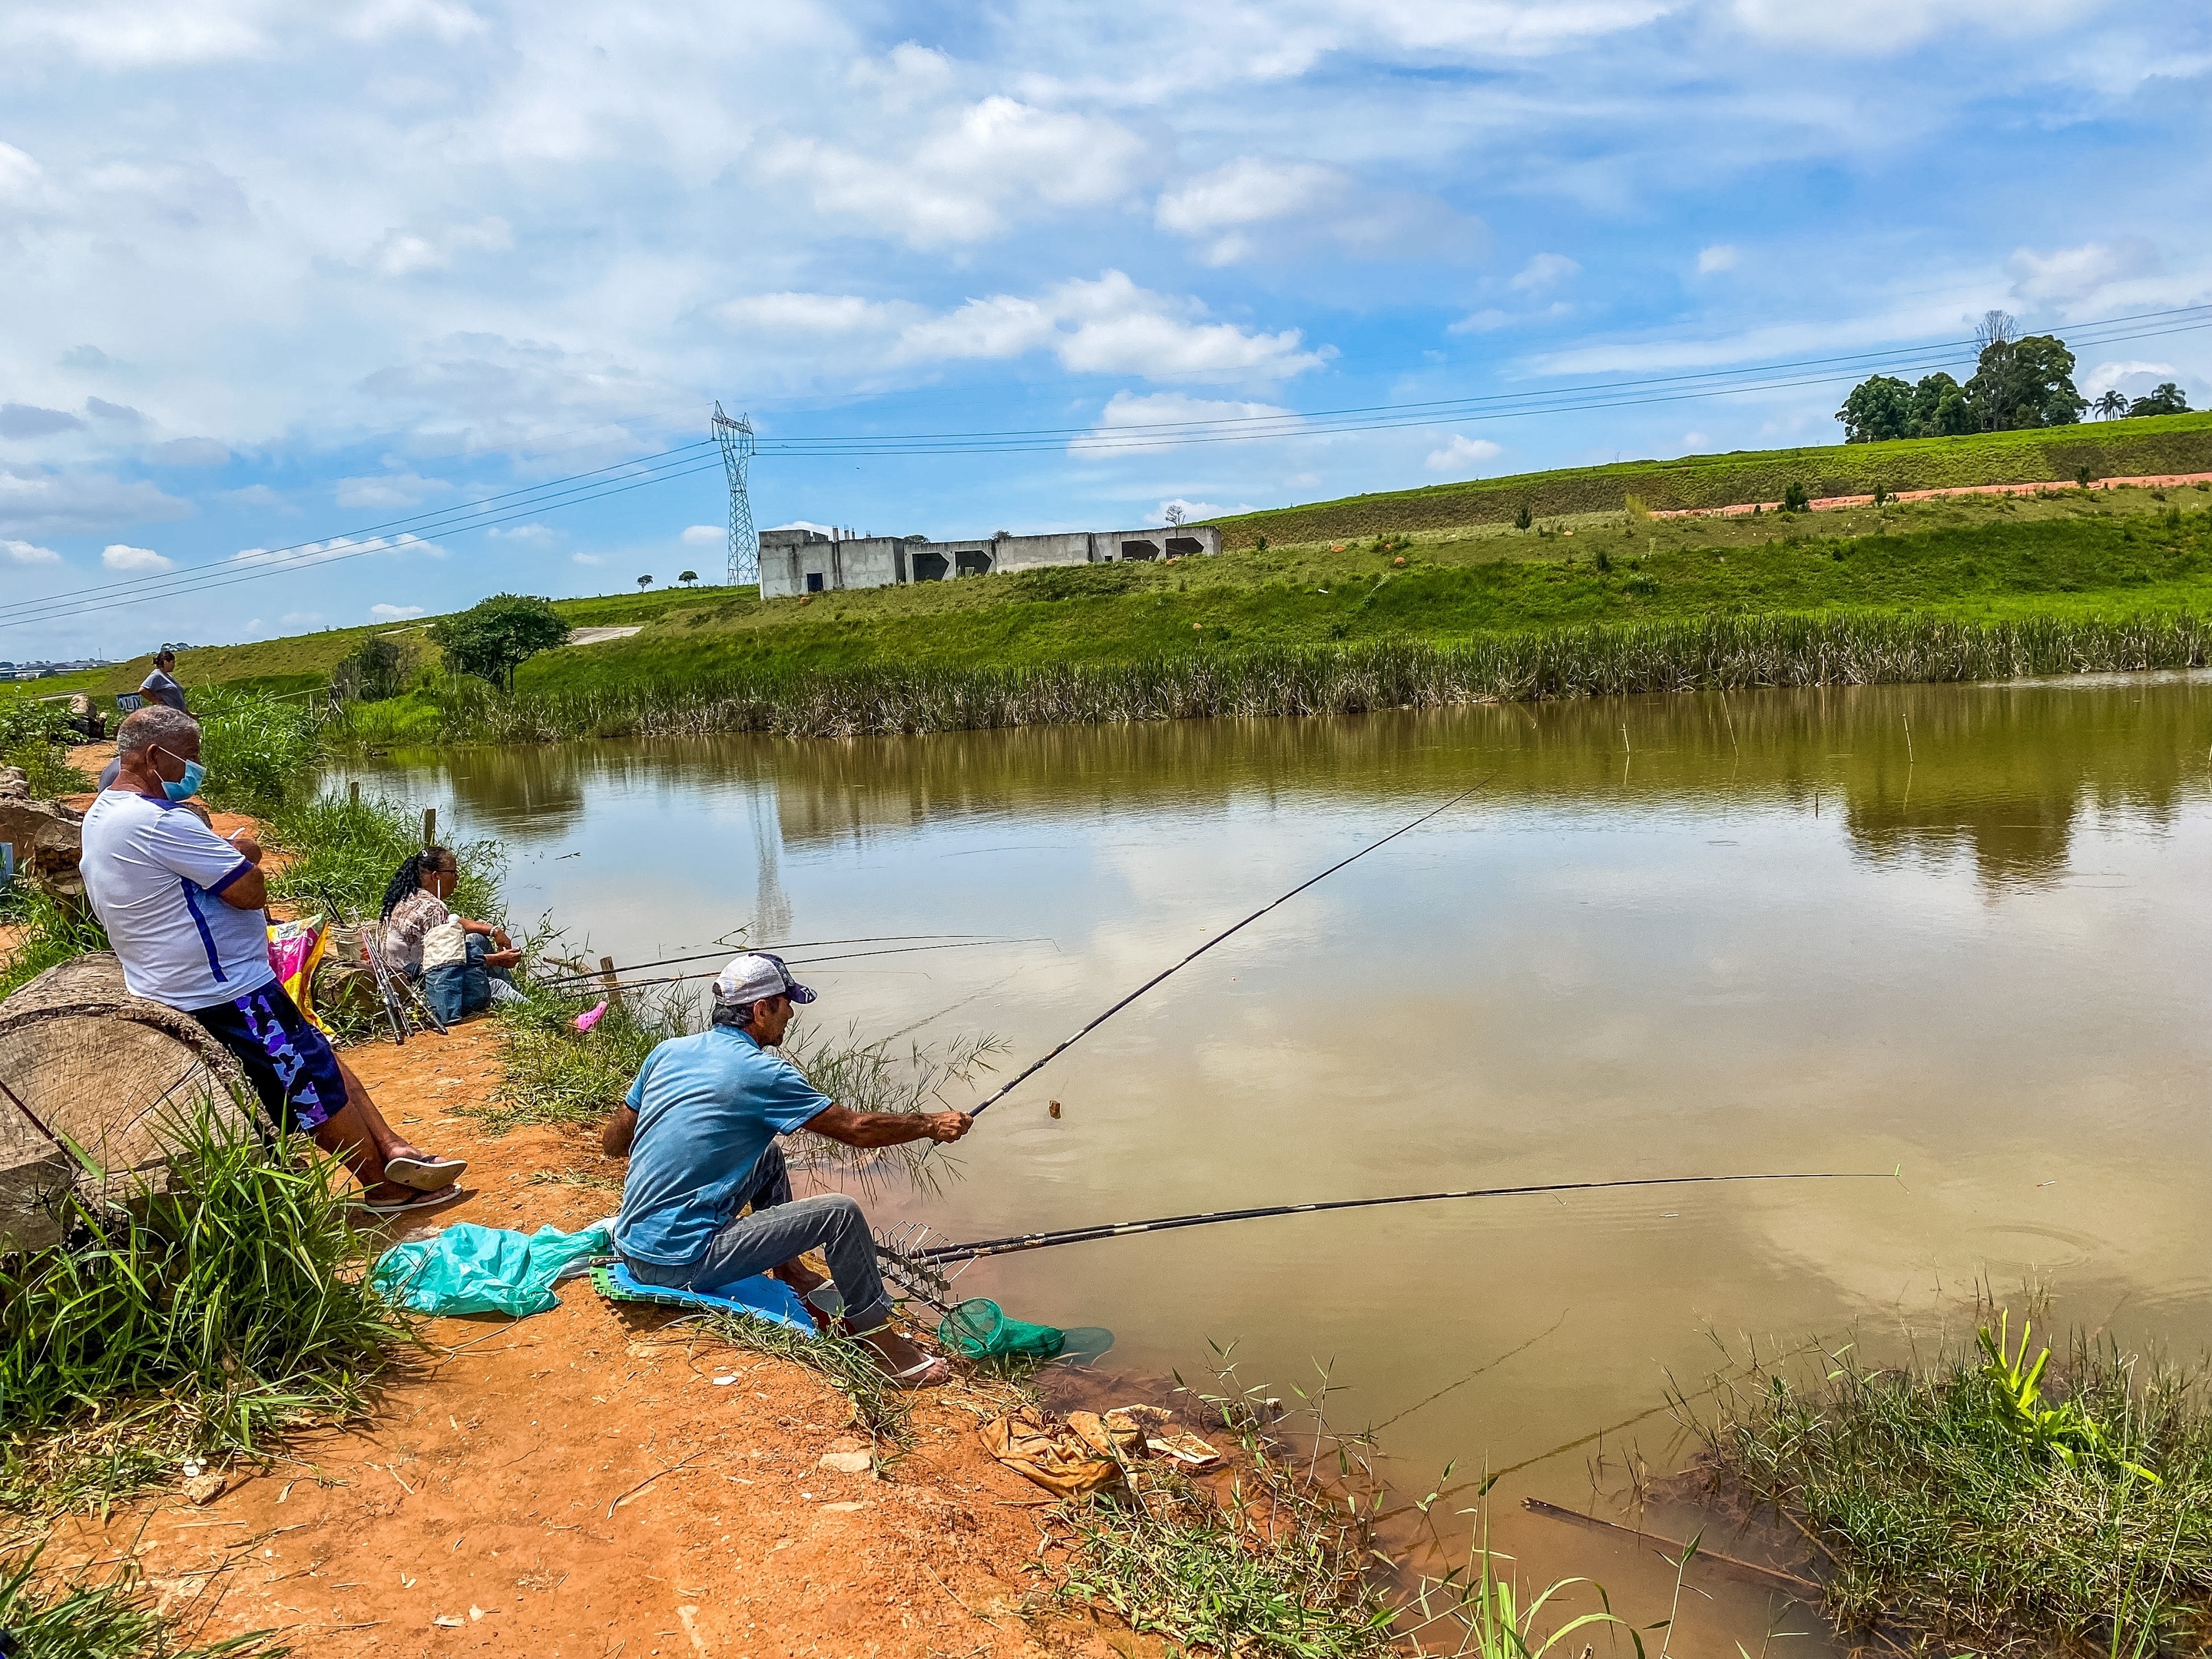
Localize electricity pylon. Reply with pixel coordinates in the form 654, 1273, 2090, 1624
712, 402, 758, 586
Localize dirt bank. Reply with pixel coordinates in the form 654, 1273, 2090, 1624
43, 1022, 1141, 1658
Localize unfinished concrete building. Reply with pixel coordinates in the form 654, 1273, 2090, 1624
757, 522, 1220, 600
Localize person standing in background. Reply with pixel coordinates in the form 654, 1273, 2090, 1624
140, 649, 187, 711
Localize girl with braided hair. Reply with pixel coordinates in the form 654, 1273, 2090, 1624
380, 846, 519, 1019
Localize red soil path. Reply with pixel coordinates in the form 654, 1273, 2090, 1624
1651, 471, 2212, 520
41, 1022, 1146, 1658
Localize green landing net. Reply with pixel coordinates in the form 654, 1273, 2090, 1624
939, 1297, 1066, 1360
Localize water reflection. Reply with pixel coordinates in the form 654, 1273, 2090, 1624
366, 674, 2212, 893
344, 672, 2212, 1656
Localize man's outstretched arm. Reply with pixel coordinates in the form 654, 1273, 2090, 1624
803, 1105, 972, 1147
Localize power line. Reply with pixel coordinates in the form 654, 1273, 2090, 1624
9, 303, 2210, 632
0, 440, 718, 624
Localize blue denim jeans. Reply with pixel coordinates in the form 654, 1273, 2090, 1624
619, 1144, 892, 1332
421, 933, 509, 1023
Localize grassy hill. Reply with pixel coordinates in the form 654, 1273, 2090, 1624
9, 421, 2211, 739
0, 584, 737, 710
1210, 412, 2212, 549
504, 479, 2212, 697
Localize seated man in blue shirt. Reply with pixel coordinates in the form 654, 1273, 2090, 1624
601, 952, 972, 1385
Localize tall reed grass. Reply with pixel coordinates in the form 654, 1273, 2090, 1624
0, 1100, 410, 1514
397, 611, 2212, 744
192, 687, 323, 816
1698, 1314, 2212, 1654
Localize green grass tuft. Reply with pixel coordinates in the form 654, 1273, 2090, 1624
0, 1543, 285, 1658
0, 1099, 412, 1515
1701, 1313, 2212, 1653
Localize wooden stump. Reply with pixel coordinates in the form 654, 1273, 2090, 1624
0, 952, 253, 1253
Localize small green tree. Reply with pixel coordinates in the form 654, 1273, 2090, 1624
1910, 372, 1972, 436
428, 594, 569, 691
2128, 382, 2190, 417
1513, 501, 1534, 531
2093, 389, 2129, 421
637, 574, 654, 591
1780, 480, 1811, 513
1836, 375, 1914, 443
679, 569, 699, 585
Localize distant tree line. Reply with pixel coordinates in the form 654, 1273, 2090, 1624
1835, 310, 2190, 445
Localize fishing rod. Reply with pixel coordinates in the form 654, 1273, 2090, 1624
875, 1169, 1898, 1306
958, 772, 1500, 1121
531, 933, 998, 988
539, 939, 1049, 998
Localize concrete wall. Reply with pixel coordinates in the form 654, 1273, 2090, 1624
760, 522, 1220, 599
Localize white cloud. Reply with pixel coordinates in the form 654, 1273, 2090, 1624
724, 271, 1325, 383
1450, 309, 1514, 335
1697, 243, 1741, 273
2007, 238, 2162, 306
763, 94, 1147, 247
1728, 0, 2101, 52
763, 520, 841, 537
0, 468, 190, 538
149, 437, 230, 466
369, 602, 426, 621
1511, 253, 1581, 292
367, 216, 512, 276
1448, 300, 1571, 335
2084, 359, 2181, 396
1681, 431, 1710, 449
1, 537, 61, 565
1077, 390, 1299, 455
230, 531, 442, 570
333, 472, 449, 508
1157, 498, 1230, 522
1154, 155, 1480, 266
280, 610, 323, 624
1425, 434, 1504, 473
571, 552, 603, 565
488, 522, 558, 541
0, 141, 42, 204
680, 524, 724, 545
102, 542, 171, 570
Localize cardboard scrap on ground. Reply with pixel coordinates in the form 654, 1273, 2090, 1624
980, 1403, 1222, 1497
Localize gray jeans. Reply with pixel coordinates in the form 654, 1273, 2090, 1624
621, 1144, 891, 1333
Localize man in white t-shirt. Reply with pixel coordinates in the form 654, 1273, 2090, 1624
78, 705, 467, 1214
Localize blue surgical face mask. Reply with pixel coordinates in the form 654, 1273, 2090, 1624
161, 757, 207, 800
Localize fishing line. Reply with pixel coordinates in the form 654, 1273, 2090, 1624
909, 1170, 1896, 1264
960, 773, 1499, 1120
538, 938, 1051, 996
531, 933, 1002, 987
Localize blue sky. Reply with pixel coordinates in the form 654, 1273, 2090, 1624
2, 0, 2207, 658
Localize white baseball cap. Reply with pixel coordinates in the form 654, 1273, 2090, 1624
714, 951, 816, 1005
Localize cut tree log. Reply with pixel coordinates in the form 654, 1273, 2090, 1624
0, 952, 255, 1252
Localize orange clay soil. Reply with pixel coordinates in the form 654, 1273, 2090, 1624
39, 1022, 1152, 1659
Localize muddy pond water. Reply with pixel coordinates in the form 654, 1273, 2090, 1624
349, 673, 2212, 1652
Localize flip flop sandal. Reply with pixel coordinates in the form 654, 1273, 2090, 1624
356, 1186, 467, 1218
383, 1155, 469, 1191
886, 1356, 953, 1390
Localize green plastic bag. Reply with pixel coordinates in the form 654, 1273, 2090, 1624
939, 1297, 1065, 1359
374, 1221, 611, 1318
